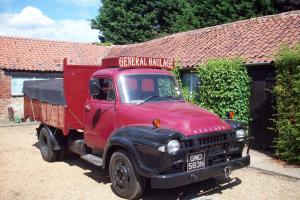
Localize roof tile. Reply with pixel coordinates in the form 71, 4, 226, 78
0, 11, 299, 71
0, 37, 108, 71
107, 11, 300, 67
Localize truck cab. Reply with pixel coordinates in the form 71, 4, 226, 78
24, 56, 252, 200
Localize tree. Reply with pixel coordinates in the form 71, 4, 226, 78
91, 0, 295, 45
91, 0, 193, 44
275, 0, 300, 12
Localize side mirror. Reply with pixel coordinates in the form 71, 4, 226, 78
89, 78, 100, 96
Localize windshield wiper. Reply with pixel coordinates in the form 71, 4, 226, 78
137, 95, 160, 105
161, 96, 185, 102
162, 96, 181, 100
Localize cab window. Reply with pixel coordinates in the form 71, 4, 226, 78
92, 78, 115, 101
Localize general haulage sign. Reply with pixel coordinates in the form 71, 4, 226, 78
119, 57, 173, 68
102, 56, 174, 70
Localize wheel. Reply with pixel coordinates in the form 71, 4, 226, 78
55, 147, 68, 161
109, 150, 146, 200
38, 127, 58, 162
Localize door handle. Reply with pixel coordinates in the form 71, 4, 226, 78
85, 105, 91, 112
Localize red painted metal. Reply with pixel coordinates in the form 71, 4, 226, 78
63, 58, 101, 134
119, 102, 231, 136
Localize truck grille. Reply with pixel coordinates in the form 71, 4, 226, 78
183, 131, 235, 155
170, 131, 238, 171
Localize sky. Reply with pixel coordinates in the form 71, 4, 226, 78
0, 0, 101, 42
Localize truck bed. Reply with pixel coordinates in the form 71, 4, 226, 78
23, 59, 100, 135
24, 96, 65, 130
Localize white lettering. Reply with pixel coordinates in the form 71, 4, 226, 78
127, 57, 132, 66
124, 57, 128, 67
119, 57, 124, 67
118, 57, 173, 68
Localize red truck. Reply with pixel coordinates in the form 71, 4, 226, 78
24, 57, 251, 199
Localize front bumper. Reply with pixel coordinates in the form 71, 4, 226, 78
151, 155, 250, 189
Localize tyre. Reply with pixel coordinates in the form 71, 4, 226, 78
109, 150, 146, 200
55, 147, 68, 161
38, 127, 58, 162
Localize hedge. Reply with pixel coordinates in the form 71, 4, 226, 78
274, 44, 300, 163
173, 59, 251, 122
194, 59, 251, 122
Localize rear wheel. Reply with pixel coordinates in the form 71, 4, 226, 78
39, 127, 58, 162
109, 150, 146, 200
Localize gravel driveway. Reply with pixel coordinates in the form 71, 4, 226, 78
0, 125, 299, 200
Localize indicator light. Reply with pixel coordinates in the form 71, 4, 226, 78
153, 119, 160, 128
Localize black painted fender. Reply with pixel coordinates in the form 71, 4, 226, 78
38, 124, 61, 151
224, 119, 247, 131
102, 126, 183, 177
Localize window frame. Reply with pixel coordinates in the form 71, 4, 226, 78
90, 76, 116, 103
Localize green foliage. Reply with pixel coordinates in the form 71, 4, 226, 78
172, 59, 250, 122
92, 42, 112, 46
92, 0, 292, 44
274, 44, 300, 163
195, 59, 251, 122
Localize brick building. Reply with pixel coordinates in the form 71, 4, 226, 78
0, 38, 108, 119
0, 11, 299, 148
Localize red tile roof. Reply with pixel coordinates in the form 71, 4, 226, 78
0, 11, 299, 71
0, 37, 109, 71
108, 11, 300, 67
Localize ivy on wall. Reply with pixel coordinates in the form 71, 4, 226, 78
195, 59, 251, 122
173, 58, 251, 123
274, 44, 300, 163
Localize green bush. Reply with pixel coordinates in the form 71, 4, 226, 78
194, 59, 251, 122
173, 59, 250, 122
274, 44, 300, 163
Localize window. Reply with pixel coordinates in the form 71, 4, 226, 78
118, 74, 183, 104
158, 78, 173, 97
182, 73, 200, 94
11, 77, 47, 96
93, 78, 115, 101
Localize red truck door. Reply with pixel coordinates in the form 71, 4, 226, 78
83, 77, 117, 150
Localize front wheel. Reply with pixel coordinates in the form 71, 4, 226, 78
109, 150, 146, 200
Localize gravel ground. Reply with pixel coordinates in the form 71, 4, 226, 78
0, 125, 299, 200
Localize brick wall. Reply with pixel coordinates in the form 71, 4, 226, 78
0, 69, 12, 120
0, 70, 62, 120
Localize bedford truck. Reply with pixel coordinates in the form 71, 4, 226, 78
23, 56, 252, 199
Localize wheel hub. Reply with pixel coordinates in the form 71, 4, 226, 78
114, 164, 129, 188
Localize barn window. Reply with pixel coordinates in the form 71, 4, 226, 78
11, 77, 46, 96
182, 73, 200, 94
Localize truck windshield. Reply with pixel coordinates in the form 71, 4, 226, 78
118, 74, 184, 104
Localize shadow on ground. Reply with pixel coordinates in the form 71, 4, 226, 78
32, 141, 242, 199
143, 177, 241, 200
32, 141, 111, 184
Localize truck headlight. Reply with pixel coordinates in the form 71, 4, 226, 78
236, 129, 247, 142
167, 139, 180, 154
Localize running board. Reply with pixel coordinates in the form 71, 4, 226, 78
80, 154, 103, 167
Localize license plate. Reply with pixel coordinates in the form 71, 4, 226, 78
187, 152, 206, 172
